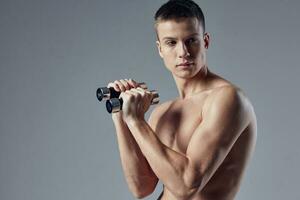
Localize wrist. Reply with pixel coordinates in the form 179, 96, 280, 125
125, 117, 146, 127
112, 113, 124, 123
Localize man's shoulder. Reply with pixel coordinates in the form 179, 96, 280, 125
208, 84, 241, 99
203, 84, 255, 123
150, 85, 245, 121
206, 80, 249, 101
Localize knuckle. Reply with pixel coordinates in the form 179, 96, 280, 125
114, 80, 121, 86
120, 79, 131, 89
129, 79, 137, 86
124, 82, 130, 88
136, 93, 142, 98
128, 94, 134, 100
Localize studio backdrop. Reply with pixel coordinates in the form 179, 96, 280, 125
1, 0, 299, 199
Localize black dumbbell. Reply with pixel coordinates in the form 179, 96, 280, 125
96, 82, 147, 101
106, 90, 159, 113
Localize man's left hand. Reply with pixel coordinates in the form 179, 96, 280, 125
119, 87, 154, 122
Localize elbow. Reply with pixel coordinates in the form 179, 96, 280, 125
133, 191, 152, 199
132, 191, 148, 199
128, 176, 158, 199
173, 186, 199, 199
174, 171, 203, 198
131, 185, 156, 199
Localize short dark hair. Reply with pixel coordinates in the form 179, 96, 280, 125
154, 0, 205, 33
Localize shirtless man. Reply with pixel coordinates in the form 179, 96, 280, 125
107, 0, 257, 199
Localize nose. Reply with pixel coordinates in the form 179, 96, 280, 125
177, 42, 190, 58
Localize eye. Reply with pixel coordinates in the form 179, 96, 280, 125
165, 40, 176, 46
186, 38, 198, 45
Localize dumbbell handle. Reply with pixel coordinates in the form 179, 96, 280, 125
106, 90, 159, 113
96, 82, 147, 101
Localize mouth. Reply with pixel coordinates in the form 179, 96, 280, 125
177, 62, 194, 67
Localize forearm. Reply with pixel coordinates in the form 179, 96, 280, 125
112, 116, 158, 196
126, 119, 200, 197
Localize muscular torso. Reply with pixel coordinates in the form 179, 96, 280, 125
152, 81, 257, 200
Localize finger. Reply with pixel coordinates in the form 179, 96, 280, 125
137, 88, 155, 102
128, 89, 143, 100
119, 90, 128, 99
145, 90, 151, 94
144, 90, 153, 97
107, 82, 114, 88
126, 78, 138, 88
114, 80, 126, 92
120, 79, 131, 90
138, 82, 148, 89
131, 88, 146, 100
131, 88, 144, 94
136, 87, 146, 91
107, 82, 121, 92
137, 87, 153, 97
123, 90, 136, 102
135, 87, 147, 96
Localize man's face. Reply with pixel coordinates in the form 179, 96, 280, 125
156, 17, 210, 79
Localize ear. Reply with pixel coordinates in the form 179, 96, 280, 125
156, 40, 164, 58
203, 32, 210, 49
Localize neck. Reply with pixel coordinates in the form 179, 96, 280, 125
173, 65, 211, 99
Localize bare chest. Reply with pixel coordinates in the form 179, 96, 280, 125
155, 97, 206, 153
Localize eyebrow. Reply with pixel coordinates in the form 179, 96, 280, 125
162, 37, 176, 41
162, 33, 200, 41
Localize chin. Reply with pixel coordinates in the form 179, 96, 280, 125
173, 70, 198, 79
173, 67, 201, 79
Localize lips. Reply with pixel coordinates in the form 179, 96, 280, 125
177, 62, 194, 66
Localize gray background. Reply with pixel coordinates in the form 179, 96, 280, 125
1, 0, 299, 199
